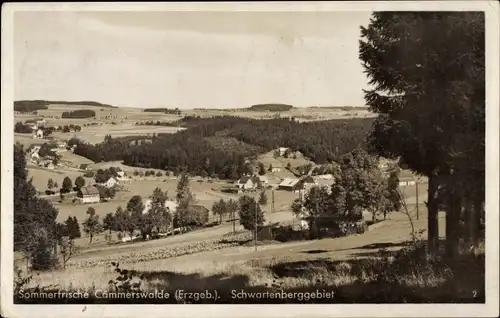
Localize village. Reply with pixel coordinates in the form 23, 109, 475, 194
16, 113, 423, 251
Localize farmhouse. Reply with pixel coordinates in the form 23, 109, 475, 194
32, 128, 44, 139
78, 186, 100, 204
269, 163, 283, 172
186, 205, 210, 226
278, 147, 289, 156
236, 175, 262, 191
104, 177, 119, 188
278, 178, 303, 192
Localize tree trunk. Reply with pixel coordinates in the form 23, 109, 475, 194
89, 234, 93, 246
445, 192, 461, 259
427, 174, 439, 256
469, 196, 482, 248
464, 198, 473, 246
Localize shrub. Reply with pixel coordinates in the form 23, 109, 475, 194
83, 171, 95, 178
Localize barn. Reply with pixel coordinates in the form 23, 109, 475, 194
78, 186, 100, 204
278, 178, 304, 192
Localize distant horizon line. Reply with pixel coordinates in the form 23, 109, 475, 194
14, 99, 369, 110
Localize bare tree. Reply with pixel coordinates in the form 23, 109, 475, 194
397, 188, 420, 242
59, 236, 79, 269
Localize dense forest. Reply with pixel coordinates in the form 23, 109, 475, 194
61, 109, 96, 119
14, 122, 33, 133
143, 108, 182, 115
248, 104, 294, 112
308, 106, 370, 111
71, 116, 373, 179
14, 101, 49, 113
14, 100, 117, 113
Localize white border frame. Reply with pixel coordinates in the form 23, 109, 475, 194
2, 2, 499, 318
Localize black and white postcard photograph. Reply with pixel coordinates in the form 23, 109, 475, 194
1, 1, 499, 318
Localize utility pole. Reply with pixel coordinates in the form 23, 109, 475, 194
415, 179, 419, 220
232, 208, 236, 234
314, 201, 320, 239
271, 190, 275, 213
254, 198, 258, 252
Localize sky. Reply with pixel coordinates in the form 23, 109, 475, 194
14, 11, 372, 109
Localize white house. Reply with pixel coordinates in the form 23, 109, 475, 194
78, 186, 100, 204
104, 177, 119, 188
269, 163, 283, 172
278, 147, 289, 156
236, 175, 262, 190
33, 129, 44, 139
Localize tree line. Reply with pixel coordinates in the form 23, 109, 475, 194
14, 100, 49, 113
143, 108, 182, 115
135, 120, 179, 127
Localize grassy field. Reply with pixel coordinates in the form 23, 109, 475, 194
51, 124, 185, 144
182, 106, 375, 121
27, 165, 93, 193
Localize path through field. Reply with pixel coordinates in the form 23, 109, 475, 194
122, 207, 444, 273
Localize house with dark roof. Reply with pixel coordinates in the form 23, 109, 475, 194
236, 175, 262, 191
77, 186, 100, 204
186, 205, 210, 226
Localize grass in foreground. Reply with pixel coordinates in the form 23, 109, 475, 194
15, 239, 484, 304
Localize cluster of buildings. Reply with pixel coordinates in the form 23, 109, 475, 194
23, 119, 47, 139
77, 170, 132, 204
232, 173, 327, 196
